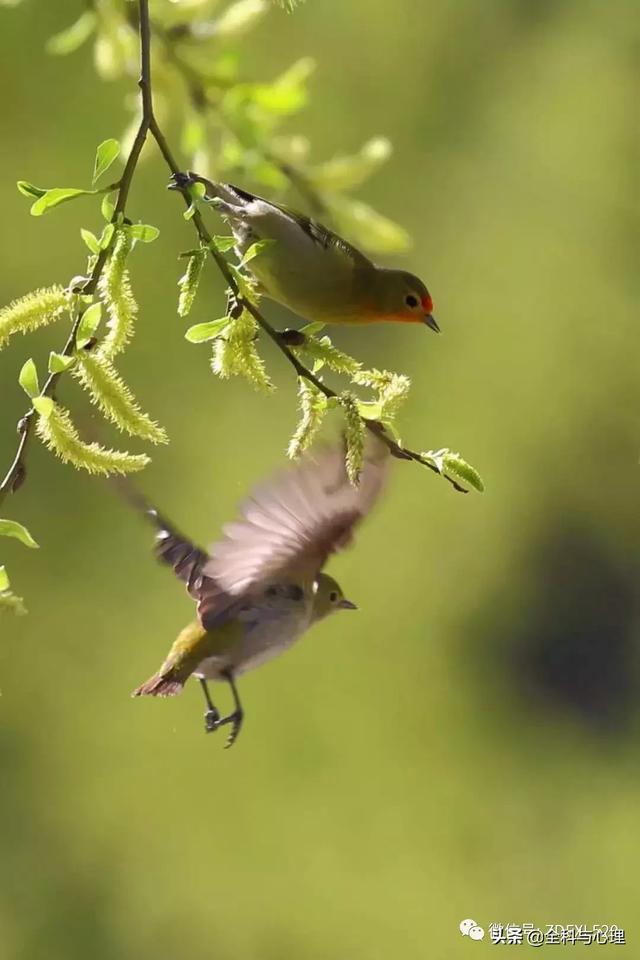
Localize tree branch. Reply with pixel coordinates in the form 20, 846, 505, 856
0, 3, 155, 510
143, 10, 463, 490
0, 0, 465, 505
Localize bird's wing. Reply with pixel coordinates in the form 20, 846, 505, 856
152, 515, 246, 630
225, 182, 374, 270
201, 435, 389, 601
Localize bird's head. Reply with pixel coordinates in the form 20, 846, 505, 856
312, 573, 357, 622
372, 268, 439, 331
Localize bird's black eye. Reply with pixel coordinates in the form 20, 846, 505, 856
329, 591, 338, 603
405, 294, 419, 309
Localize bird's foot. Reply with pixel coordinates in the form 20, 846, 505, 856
277, 328, 306, 348
167, 171, 192, 192
204, 706, 221, 733
219, 709, 244, 750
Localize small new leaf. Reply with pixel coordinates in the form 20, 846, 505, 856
92, 139, 120, 184
240, 239, 275, 266
0, 566, 8, 591
211, 236, 237, 253
18, 358, 39, 398
35, 401, 149, 476
0, 519, 39, 549
300, 321, 326, 336
48, 351, 76, 374
420, 448, 484, 493
99, 223, 115, 250
129, 223, 159, 243
80, 228, 100, 254
101, 195, 115, 221
76, 302, 102, 344
178, 248, 207, 317
0, 286, 67, 349
185, 318, 231, 343
32, 396, 54, 418
441, 451, 485, 493
183, 181, 207, 220
300, 334, 360, 376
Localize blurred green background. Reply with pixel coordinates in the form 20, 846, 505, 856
1, 0, 639, 956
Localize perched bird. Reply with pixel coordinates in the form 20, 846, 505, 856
169, 171, 439, 333
131, 438, 389, 747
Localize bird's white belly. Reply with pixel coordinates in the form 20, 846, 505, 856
196, 606, 312, 680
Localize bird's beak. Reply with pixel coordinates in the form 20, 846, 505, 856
424, 313, 440, 333
339, 598, 358, 610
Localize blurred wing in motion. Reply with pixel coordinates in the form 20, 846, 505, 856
202, 435, 389, 600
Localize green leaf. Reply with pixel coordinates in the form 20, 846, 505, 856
18, 358, 39, 398
300, 334, 360, 376
183, 181, 207, 221
48, 351, 75, 374
32, 396, 54, 418
76, 302, 102, 344
16, 180, 47, 199
46, 10, 96, 55
30, 187, 95, 217
419, 449, 484, 493
99, 223, 115, 250
80, 228, 100, 254
101, 195, 115, 221
300, 321, 326, 336
356, 400, 383, 421
129, 223, 159, 243
0, 566, 8, 591
92, 139, 120, 184
0, 519, 39, 549
211, 235, 236, 253
185, 318, 231, 343
240, 239, 275, 265
442, 451, 485, 493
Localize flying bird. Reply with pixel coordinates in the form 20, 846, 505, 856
169, 171, 439, 333
131, 438, 389, 747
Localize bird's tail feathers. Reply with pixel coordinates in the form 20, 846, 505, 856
131, 672, 185, 698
